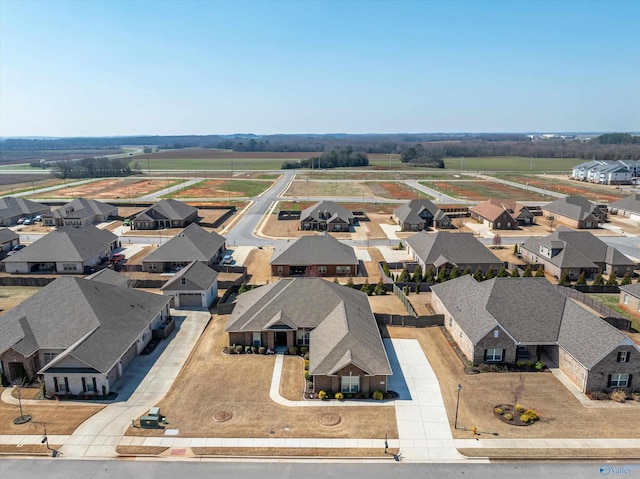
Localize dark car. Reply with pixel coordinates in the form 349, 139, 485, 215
12, 244, 26, 251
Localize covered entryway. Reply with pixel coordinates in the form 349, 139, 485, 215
275, 331, 288, 347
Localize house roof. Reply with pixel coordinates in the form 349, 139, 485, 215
301, 201, 354, 223
0, 227, 19, 244
45, 198, 116, 221
542, 196, 600, 221
619, 282, 640, 299
405, 231, 502, 267
270, 234, 358, 266
0, 276, 170, 373
142, 223, 226, 263
521, 226, 636, 269
470, 199, 533, 222
432, 276, 634, 367
85, 268, 130, 288
225, 278, 391, 377
161, 260, 218, 291
1, 224, 117, 263
610, 194, 640, 215
135, 198, 197, 222
0, 197, 49, 220
393, 199, 450, 225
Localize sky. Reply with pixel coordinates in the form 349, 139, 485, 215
1, 0, 639, 137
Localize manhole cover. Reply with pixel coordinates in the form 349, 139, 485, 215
213, 410, 233, 422
319, 413, 341, 426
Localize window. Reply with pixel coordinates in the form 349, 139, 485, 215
296, 330, 309, 346
341, 375, 360, 393
63, 263, 77, 271
54, 377, 68, 393
253, 332, 261, 347
609, 373, 630, 388
82, 377, 97, 392
180, 278, 186, 285
43, 353, 58, 365
624, 294, 629, 305
318, 266, 327, 274
277, 266, 283, 274
493, 330, 499, 338
336, 266, 351, 274
485, 348, 503, 362
617, 351, 630, 363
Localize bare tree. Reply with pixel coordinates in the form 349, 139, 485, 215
492, 234, 502, 248
511, 374, 527, 406
547, 215, 556, 232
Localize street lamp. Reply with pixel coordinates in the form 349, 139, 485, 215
454, 383, 462, 430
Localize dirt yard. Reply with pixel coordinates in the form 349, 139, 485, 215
365, 182, 425, 200
125, 315, 398, 439
283, 180, 373, 199
243, 247, 276, 284
0, 286, 42, 315
429, 180, 550, 201
367, 294, 408, 315
260, 213, 394, 241
35, 178, 186, 200
501, 174, 627, 203
170, 179, 274, 199
387, 327, 640, 440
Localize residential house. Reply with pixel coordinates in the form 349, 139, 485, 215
619, 283, 640, 315
470, 199, 535, 230
0, 197, 50, 226
42, 198, 117, 227
2, 224, 118, 274
541, 196, 606, 229
131, 198, 198, 230
300, 201, 354, 232
270, 234, 358, 277
392, 199, 452, 231
520, 227, 636, 279
432, 276, 639, 393
0, 276, 172, 395
225, 278, 392, 394
0, 228, 20, 253
571, 160, 635, 185
141, 223, 226, 273
609, 194, 640, 221
405, 231, 504, 276
85, 267, 130, 288
161, 260, 218, 308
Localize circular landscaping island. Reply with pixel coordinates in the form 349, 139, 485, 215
318, 413, 342, 426
213, 410, 233, 423
494, 405, 539, 426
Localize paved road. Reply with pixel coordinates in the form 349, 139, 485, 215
406, 180, 462, 203
1, 459, 634, 479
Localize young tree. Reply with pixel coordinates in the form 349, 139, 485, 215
361, 279, 372, 296
448, 266, 460, 280
492, 234, 502, 248
382, 261, 391, 278
510, 267, 520, 278
473, 267, 484, 282
424, 267, 435, 283
496, 265, 508, 277
346, 276, 355, 288
535, 265, 545, 277
412, 265, 423, 283
397, 241, 404, 251
558, 272, 571, 286
606, 274, 619, 286
415, 283, 420, 294
575, 271, 586, 285
398, 267, 410, 283
484, 268, 495, 280
522, 265, 533, 277
511, 374, 527, 407
513, 243, 519, 255
620, 271, 632, 285
461, 266, 471, 276
593, 271, 604, 285
374, 279, 386, 295
437, 267, 447, 283
238, 282, 248, 295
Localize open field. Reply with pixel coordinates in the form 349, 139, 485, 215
0, 286, 41, 314
168, 179, 274, 199
387, 327, 640, 441
296, 170, 466, 180
125, 315, 398, 439
0, 175, 64, 196
422, 180, 552, 201
365, 182, 427, 200
0, 149, 123, 164
443, 156, 583, 173
276, 201, 397, 215
283, 180, 371, 198
493, 174, 628, 202
30, 178, 186, 200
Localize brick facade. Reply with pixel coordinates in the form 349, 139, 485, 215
0, 348, 40, 383
586, 345, 638, 393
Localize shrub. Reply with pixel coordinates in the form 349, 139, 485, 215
515, 361, 524, 368
258, 347, 266, 355
335, 392, 344, 400
245, 345, 251, 354
372, 390, 384, 401
234, 344, 244, 354
610, 389, 627, 403
318, 390, 327, 400
494, 407, 503, 415
226, 346, 235, 355
251, 346, 257, 354
589, 390, 609, 401
520, 410, 539, 423
515, 404, 524, 412
304, 372, 311, 381
504, 413, 513, 421
288, 346, 298, 356
300, 346, 309, 355
304, 360, 309, 370
303, 353, 309, 360
362, 392, 370, 399
326, 390, 334, 399
632, 391, 640, 402
345, 393, 353, 399
306, 381, 313, 391
534, 361, 545, 371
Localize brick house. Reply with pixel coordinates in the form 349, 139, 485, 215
42, 198, 117, 227
300, 201, 354, 232
132, 198, 198, 230
0, 197, 50, 226
432, 276, 639, 393
470, 199, 535, 230
393, 199, 452, 231
541, 196, 606, 229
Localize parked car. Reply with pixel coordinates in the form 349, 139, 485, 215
34, 215, 42, 222
12, 244, 26, 251
110, 253, 125, 263
221, 254, 233, 265
23, 218, 33, 225
16, 217, 26, 224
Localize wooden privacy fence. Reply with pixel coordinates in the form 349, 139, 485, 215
555, 285, 631, 331
392, 283, 417, 317
375, 313, 444, 328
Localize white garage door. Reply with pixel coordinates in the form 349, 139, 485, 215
179, 293, 203, 308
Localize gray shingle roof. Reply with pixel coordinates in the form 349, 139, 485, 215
0, 227, 19, 244
270, 234, 358, 266
135, 198, 197, 222
542, 196, 600, 221
45, 198, 116, 221
405, 231, 502, 267
610, 194, 640, 215
1, 224, 117, 263
301, 201, 354, 223
161, 260, 218, 291
619, 282, 640, 298
0, 276, 170, 373
0, 197, 49, 221
432, 276, 632, 366
85, 268, 130, 288
225, 278, 391, 377
142, 223, 226, 263
393, 199, 449, 225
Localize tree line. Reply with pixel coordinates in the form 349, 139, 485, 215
281, 148, 369, 169
52, 157, 132, 179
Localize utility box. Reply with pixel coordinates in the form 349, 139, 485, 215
140, 415, 160, 428
148, 407, 161, 417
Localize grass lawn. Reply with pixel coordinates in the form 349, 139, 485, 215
169, 179, 273, 198
589, 293, 640, 332
443, 156, 583, 173
284, 180, 371, 198
125, 315, 398, 439
420, 180, 551, 201
142, 158, 293, 171
0, 286, 41, 315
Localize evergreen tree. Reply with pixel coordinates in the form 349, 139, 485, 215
473, 267, 484, 282
416, 283, 420, 294
424, 267, 435, 283
404, 285, 410, 296
346, 276, 354, 288
461, 266, 471, 276
522, 265, 533, 277
513, 244, 519, 255
575, 271, 586, 285
397, 241, 404, 250
382, 262, 390, 277
496, 266, 508, 277
374, 279, 386, 295
620, 271, 632, 285
606, 274, 619, 286
484, 268, 495, 280
437, 267, 447, 283
558, 272, 571, 286
398, 267, 410, 283
510, 267, 520, 277
448, 266, 460, 280
412, 265, 423, 283
593, 271, 604, 285
361, 279, 372, 296
535, 265, 545, 277
333, 277, 339, 284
